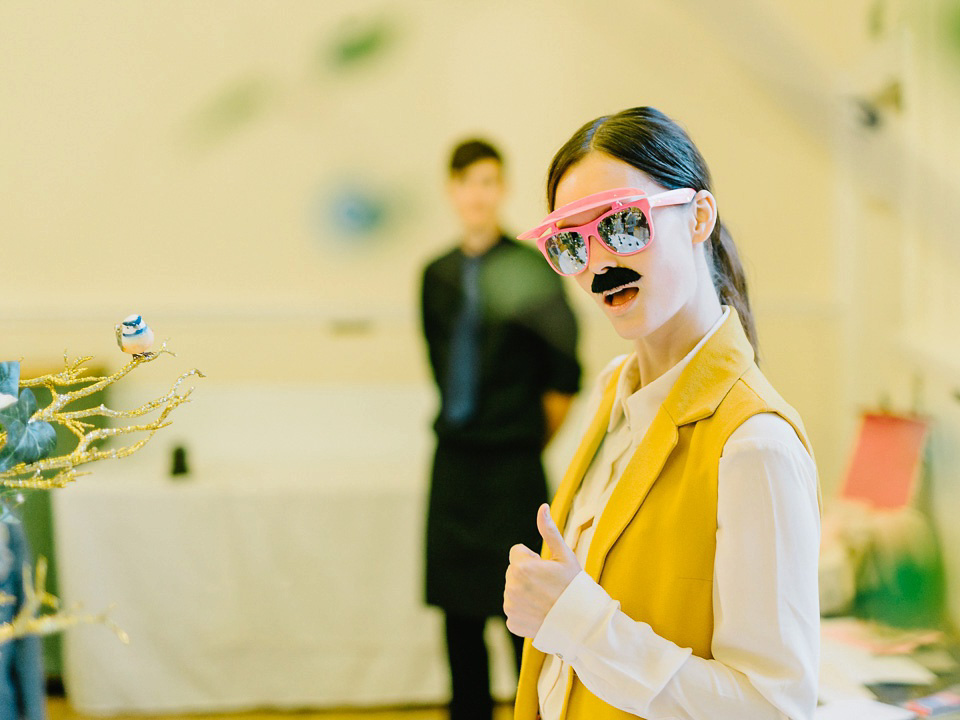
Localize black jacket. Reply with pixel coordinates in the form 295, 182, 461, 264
421, 235, 581, 615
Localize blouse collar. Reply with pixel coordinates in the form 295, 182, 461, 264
608, 307, 731, 433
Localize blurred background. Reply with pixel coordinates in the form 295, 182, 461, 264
2, 0, 960, 717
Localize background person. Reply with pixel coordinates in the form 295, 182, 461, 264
421, 139, 581, 720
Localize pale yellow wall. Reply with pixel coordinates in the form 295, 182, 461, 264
0, 1, 850, 482
768, 0, 960, 627
4, 0, 958, 627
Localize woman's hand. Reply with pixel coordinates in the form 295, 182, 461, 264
504, 503, 581, 638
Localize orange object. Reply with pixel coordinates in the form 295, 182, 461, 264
841, 413, 929, 510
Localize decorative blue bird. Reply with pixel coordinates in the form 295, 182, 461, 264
115, 314, 155, 357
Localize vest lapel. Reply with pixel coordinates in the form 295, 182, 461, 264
666, 308, 754, 426
584, 407, 679, 580
515, 364, 627, 718
583, 309, 754, 580
545, 363, 624, 557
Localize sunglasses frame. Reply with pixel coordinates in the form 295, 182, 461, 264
518, 187, 697, 276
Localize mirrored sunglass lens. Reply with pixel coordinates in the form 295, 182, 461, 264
598, 208, 650, 254
545, 232, 587, 274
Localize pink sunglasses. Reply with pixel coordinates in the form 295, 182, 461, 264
518, 187, 696, 276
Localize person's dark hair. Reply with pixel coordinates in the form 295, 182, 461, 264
450, 139, 502, 175
546, 107, 759, 359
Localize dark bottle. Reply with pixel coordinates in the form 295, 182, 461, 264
171, 445, 189, 478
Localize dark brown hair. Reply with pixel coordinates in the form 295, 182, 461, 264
546, 107, 759, 358
449, 138, 502, 175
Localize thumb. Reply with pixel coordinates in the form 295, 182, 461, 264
537, 503, 575, 563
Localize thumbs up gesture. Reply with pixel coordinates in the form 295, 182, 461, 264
504, 503, 581, 638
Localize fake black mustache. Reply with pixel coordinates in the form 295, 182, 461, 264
591, 266, 642, 294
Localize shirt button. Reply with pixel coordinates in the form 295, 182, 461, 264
557, 653, 564, 661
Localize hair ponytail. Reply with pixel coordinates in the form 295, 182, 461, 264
707, 220, 759, 361
547, 106, 761, 360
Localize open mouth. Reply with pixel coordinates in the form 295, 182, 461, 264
602, 283, 640, 307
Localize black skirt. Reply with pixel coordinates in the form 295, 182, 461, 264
425, 443, 548, 617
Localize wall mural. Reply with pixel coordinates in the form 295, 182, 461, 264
183, 12, 407, 253
185, 13, 400, 149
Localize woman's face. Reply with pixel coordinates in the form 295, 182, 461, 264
553, 151, 707, 343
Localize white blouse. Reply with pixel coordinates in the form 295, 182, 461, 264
533, 309, 821, 720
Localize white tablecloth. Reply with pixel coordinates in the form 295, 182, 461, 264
51, 385, 519, 714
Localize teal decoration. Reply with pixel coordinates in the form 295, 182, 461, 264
333, 189, 384, 234
15, 374, 111, 679
0, 363, 57, 473
318, 184, 391, 244
0, 362, 18, 398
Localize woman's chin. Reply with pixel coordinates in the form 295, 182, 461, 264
608, 314, 651, 342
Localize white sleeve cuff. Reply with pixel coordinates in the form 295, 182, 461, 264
533, 570, 616, 661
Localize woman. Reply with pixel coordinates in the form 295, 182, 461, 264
503, 107, 821, 720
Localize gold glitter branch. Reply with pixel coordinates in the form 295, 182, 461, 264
0, 345, 204, 489
0, 336, 198, 645
0, 557, 128, 645
20, 342, 177, 414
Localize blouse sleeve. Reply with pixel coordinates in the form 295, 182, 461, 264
533, 412, 820, 719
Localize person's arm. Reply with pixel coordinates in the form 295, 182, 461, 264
420, 263, 442, 385
532, 414, 820, 719
531, 271, 580, 445
542, 390, 574, 446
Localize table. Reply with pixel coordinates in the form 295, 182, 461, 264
51, 385, 519, 714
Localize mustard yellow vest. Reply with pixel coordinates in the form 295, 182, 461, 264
514, 309, 817, 720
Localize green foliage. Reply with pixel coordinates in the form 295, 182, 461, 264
0, 362, 18, 398
324, 15, 397, 71
0, 362, 57, 473
948, 1, 960, 59
185, 76, 276, 148
855, 551, 947, 629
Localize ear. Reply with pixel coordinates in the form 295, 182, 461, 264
690, 190, 717, 245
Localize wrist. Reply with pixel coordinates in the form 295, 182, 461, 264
533, 571, 616, 661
